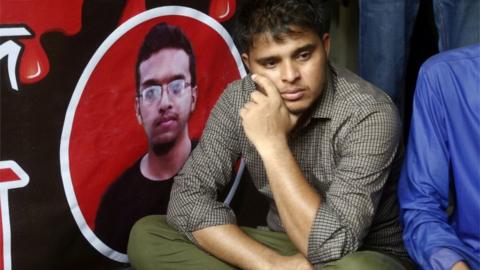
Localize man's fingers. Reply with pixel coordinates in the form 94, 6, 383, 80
244, 101, 255, 110
249, 91, 265, 103
240, 101, 254, 118
251, 74, 281, 100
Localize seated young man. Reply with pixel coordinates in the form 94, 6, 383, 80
128, 1, 413, 269
399, 44, 480, 270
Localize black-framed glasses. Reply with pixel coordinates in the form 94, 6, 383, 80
138, 79, 191, 105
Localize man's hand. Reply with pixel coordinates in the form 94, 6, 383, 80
239, 74, 299, 154
451, 261, 470, 270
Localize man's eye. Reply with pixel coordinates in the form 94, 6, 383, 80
297, 52, 311, 61
170, 87, 182, 95
262, 61, 277, 69
143, 87, 158, 100
145, 90, 154, 99
168, 80, 185, 95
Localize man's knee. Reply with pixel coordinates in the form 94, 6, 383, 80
127, 215, 170, 267
127, 216, 236, 270
129, 215, 162, 242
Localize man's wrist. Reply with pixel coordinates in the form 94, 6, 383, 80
255, 138, 289, 159
257, 248, 282, 270
451, 261, 470, 270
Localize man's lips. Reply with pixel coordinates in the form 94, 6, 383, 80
280, 89, 304, 101
154, 115, 178, 128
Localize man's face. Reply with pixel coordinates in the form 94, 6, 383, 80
137, 48, 196, 151
242, 27, 330, 116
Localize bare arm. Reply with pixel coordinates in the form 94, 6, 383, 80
193, 224, 312, 270
239, 74, 320, 255
259, 143, 320, 255
193, 224, 313, 270
193, 224, 274, 269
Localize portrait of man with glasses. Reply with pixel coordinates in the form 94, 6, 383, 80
94, 22, 198, 254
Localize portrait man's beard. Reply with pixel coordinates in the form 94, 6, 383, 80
152, 141, 176, 156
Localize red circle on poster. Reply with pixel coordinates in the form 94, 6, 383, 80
60, 7, 245, 261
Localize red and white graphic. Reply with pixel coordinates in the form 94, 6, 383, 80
0, 0, 83, 88
209, 0, 236, 22
0, 161, 30, 270
0, 27, 32, 91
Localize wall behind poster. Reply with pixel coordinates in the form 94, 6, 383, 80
0, 1, 244, 269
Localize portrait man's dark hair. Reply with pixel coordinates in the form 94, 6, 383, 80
234, 0, 331, 53
135, 22, 197, 94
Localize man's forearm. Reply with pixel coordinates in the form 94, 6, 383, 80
258, 141, 321, 256
193, 224, 290, 270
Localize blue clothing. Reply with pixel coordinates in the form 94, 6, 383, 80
399, 44, 480, 270
359, 0, 480, 108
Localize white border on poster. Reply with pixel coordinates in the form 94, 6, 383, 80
60, 6, 246, 263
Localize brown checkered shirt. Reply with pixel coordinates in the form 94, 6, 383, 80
167, 65, 408, 265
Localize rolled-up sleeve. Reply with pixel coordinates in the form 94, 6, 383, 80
308, 103, 401, 264
166, 85, 242, 243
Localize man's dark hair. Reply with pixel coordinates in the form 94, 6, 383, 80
135, 23, 196, 94
234, 0, 331, 53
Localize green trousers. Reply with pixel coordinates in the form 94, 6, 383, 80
127, 215, 410, 270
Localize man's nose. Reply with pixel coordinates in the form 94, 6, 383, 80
281, 61, 300, 83
157, 91, 173, 111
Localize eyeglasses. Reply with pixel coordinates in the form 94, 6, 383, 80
138, 79, 191, 105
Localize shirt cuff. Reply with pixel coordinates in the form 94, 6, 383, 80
307, 203, 352, 264
429, 248, 464, 270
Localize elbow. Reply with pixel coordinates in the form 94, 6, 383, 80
307, 226, 359, 265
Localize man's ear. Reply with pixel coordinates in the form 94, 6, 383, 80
322, 33, 331, 57
190, 85, 198, 112
241, 53, 251, 71
135, 98, 143, 125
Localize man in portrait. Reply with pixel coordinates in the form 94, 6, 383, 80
94, 22, 197, 253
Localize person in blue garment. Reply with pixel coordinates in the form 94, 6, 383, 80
399, 44, 480, 270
